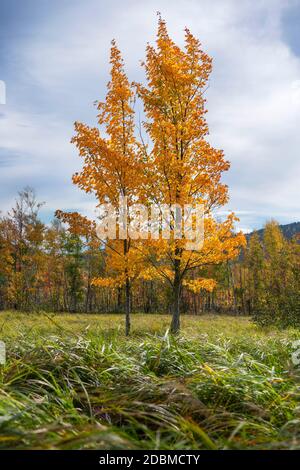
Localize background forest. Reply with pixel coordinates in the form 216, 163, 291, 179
0, 187, 299, 327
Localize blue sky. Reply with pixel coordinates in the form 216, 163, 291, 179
0, 0, 300, 232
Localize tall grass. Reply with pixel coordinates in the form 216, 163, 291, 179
0, 312, 300, 449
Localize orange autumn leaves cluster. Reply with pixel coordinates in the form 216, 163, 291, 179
57, 17, 246, 334
71, 41, 141, 206
136, 22, 229, 209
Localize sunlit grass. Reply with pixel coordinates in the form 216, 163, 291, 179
0, 312, 300, 449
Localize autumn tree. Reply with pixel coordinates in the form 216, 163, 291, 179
58, 42, 142, 334
0, 218, 13, 308
245, 231, 265, 314
43, 220, 66, 311
56, 18, 245, 331
250, 221, 300, 326
136, 17, 245, 333
54, 212, 103, 313
4, 188, 45, 310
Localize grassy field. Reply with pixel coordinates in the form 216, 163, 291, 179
0, 312, 300, 450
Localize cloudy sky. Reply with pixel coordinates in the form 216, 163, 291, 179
0, 0, 300, 231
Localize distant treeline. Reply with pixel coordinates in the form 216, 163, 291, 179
0, 188, 299, 325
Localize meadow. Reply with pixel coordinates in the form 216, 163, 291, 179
0, 312, 300, 450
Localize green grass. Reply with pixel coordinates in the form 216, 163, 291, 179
0, 312, 300, 450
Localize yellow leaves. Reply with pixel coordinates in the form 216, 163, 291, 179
191, 215, 246, 265
183, 278, 217, 293
55, 211, 96, 239
92, 277, 121, 289
0, 222, 14, 276
263, 220, 285, 254
138, 266, 160, 282
71, 41, 141, 207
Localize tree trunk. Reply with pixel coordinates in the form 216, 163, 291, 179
170, 262, 181, 334
125, 277, 131, 336
124, 239, 131, 336
85, 275, 91, 313
117, 287, 122, 313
